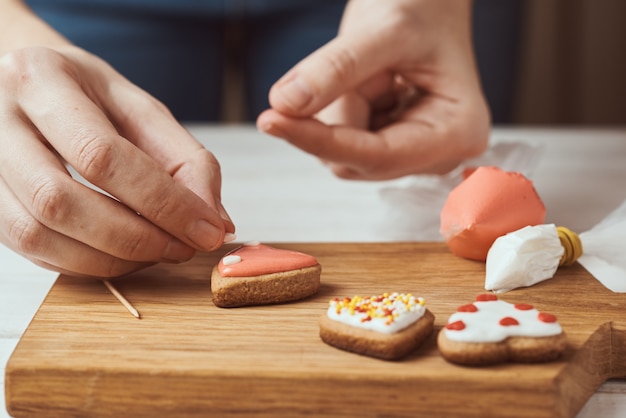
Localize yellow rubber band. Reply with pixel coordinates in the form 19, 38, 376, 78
556, 226, 583, 266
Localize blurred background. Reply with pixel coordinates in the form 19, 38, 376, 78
221, 0, 626, 125
28, 0, 624, 125
512, 0, 626, 125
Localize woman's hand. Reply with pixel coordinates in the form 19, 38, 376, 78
258, 0, 491, 180
0, 46, 233, 277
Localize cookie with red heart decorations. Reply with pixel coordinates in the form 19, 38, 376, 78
211, 241, 321, 308
437, 294, 567, 366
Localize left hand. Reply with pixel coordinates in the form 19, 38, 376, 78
0, 45, 234, 277
257, 0, 491, 180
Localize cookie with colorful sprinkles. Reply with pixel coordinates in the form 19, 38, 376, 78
319, 292, 435, 360
211, 241, 321, 308
437, 294, 567, 366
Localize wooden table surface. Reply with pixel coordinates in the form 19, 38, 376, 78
2, 125, 626, 417
5, 243, 626, 418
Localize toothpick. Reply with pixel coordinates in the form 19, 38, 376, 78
103, 280, 141, 319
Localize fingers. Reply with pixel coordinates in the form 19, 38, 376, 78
0, 177, 153, 277
10, 48, 229, 252
167, 149, 236, 234
258, 92, 489, 181
268, 33, 395, 117
312, 72, 415, 131
80, 49, 236, 236
0, 46, 233, 278
0, 112, 197, 269
258, 109, 392, 179
262, 0, 490, 181
99, 72, 234, 231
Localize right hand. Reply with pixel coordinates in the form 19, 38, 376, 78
258, 0, 490, 181
0, 46, 234, 278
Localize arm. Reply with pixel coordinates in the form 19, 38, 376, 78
0, 1, 234, 277
0, 0, 69, 52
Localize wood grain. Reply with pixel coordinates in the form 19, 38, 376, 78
5, 243, 626, 418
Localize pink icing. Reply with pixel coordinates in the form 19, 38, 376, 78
440, 166, 546, 261
217, 243, 318, 277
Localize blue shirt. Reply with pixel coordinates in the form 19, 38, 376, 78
26, 0, 342, 17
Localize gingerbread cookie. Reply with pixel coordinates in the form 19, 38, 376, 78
211, 241, 321, 308
319, 293, 435, 360
438, 294, 567, 366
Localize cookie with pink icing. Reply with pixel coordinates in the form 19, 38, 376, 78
211, 241, 321, 308
319, 292, 435, 360
437, 294, 567, 366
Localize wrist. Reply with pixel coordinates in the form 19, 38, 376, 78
0, 0, 71, 56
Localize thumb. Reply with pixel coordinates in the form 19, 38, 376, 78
268, 34, 392, 117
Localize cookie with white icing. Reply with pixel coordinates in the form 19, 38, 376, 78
211, 241, 321, 308
319, 293, 435, 360
437, 294, 567, 366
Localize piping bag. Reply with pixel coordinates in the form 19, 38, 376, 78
439, 166, 546, 261
485, 199, 626, 293
377, 141, 543, 241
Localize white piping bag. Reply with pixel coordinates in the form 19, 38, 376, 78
485, 199, 626, 293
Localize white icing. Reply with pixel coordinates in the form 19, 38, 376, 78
243, 240, 261, 247
327, 293, 426, 335
443, 299, 562, 343
485, 224, 563, 293
222, 255, 241, 265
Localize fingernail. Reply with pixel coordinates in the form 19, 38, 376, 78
187, 219, 222, 251
275, 74, 313, 112
257, 119, 273, 133
258, 120, 286, 139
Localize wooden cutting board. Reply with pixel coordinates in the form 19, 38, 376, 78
5, 243, 626, 418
